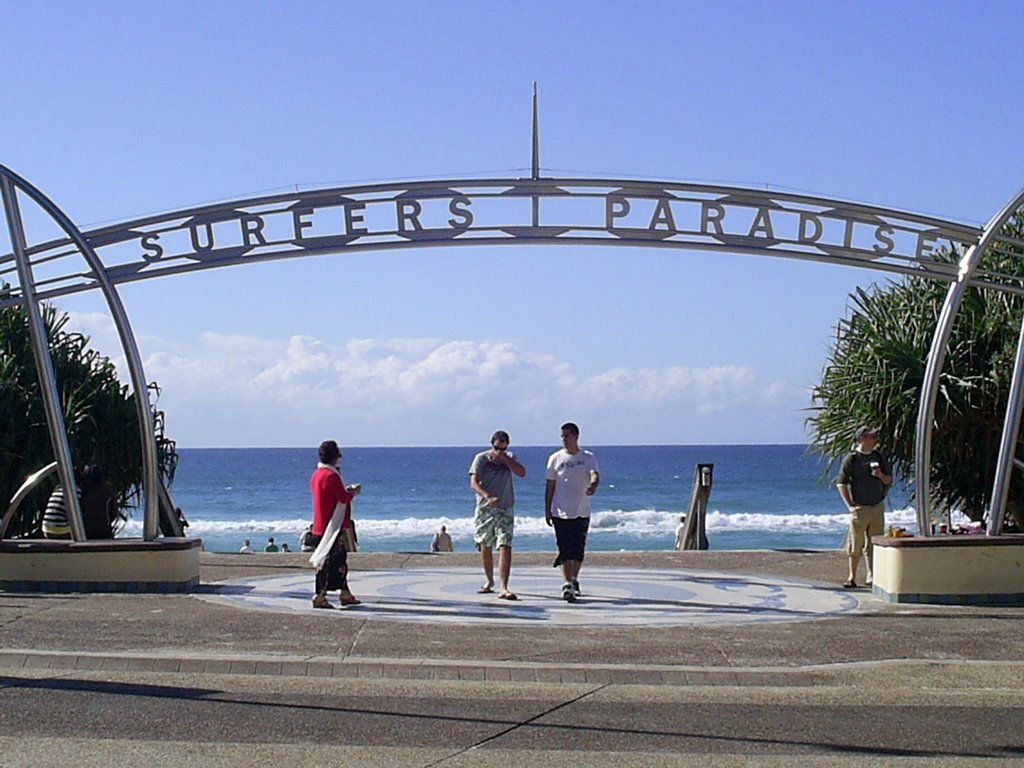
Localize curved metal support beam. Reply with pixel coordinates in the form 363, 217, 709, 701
0, 462, 57, 539
990, 312, 1024, 534
987, 191, 1024, 535
0, 175, 85, 541
914, 188, 1024, 536
0, 166, 162, 540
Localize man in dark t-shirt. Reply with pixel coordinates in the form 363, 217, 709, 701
836, 426, 892, 588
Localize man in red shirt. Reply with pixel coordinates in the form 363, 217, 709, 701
309, 439, 362, 608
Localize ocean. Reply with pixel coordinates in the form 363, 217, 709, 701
127, 444, 917, 554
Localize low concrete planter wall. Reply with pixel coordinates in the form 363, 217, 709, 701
0, 537, 201, 593
873, 534, 1024, 605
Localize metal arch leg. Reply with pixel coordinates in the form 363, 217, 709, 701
988, 315, 1024, 535
914, 188, 1024, 537
0, 167, 162, 540
0, 176, 86, 541
914, 279, 966, 536
0, 462, 57, 539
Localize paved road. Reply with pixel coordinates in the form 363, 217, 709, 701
2, 666, 1023, 766
2, 550, 1023, 766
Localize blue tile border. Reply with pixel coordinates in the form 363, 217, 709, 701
0, 578, 199, 594
873, 585, 1024, 605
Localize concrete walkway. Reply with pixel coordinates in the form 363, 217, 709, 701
2, 548, 1023, 674
200, 564, 864, 627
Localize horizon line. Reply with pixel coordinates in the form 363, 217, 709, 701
174, 441, 815, 450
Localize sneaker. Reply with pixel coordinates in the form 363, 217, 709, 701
572, 579, 581, 597
562, 582, 576, 602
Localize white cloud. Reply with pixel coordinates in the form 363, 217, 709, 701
60, 311, 809, 445
569, 365, 755, 408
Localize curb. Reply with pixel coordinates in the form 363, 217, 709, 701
0, 649, 818, 687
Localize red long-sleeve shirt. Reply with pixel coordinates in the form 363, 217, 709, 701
310, 466, 353, 536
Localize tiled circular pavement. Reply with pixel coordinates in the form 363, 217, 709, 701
199, 566, 865, 627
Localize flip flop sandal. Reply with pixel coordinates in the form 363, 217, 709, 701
842, 580, 857, 589
498, 592, 518, 601
477, 586, 494, 594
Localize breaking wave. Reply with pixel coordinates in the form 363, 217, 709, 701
121, 505, 921, 540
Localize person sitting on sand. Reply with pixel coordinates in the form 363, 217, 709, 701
300, 524, 316, 552
431, 525, 454, 552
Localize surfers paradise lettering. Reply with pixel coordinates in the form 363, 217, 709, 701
0, 179, 983, 308
138, 195, 477, 262
124, 183, 970, 267
136, 194, 941, 261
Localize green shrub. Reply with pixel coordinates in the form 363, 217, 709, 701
0, 303, 177, 537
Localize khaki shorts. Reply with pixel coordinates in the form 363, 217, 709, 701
847, 503, 885, 557
474, 506, 514, 548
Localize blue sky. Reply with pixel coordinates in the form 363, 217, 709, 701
3, 1, 1023, 447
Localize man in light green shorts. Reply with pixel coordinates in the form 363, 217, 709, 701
469, 430, 527, 600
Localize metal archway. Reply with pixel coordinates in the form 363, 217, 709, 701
1, 167, 161, 541
2, 163, 1023, 539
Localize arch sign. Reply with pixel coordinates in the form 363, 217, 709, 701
0, 176, 1001, 300
2, 160, 1024, 543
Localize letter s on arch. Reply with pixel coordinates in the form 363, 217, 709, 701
448, 195, 473, 229
873, 226, 895, 254
140, 233, 163, 262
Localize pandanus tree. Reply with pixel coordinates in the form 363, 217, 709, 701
0, 302, 178, 537
808, 212, 1024, 527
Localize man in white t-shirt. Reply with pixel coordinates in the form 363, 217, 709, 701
673, 515, 687, 550
545, 422, 600, 602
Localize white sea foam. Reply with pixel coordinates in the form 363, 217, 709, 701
121, 505, 925, 540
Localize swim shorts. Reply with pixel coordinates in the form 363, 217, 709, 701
474, 505, 514, 548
